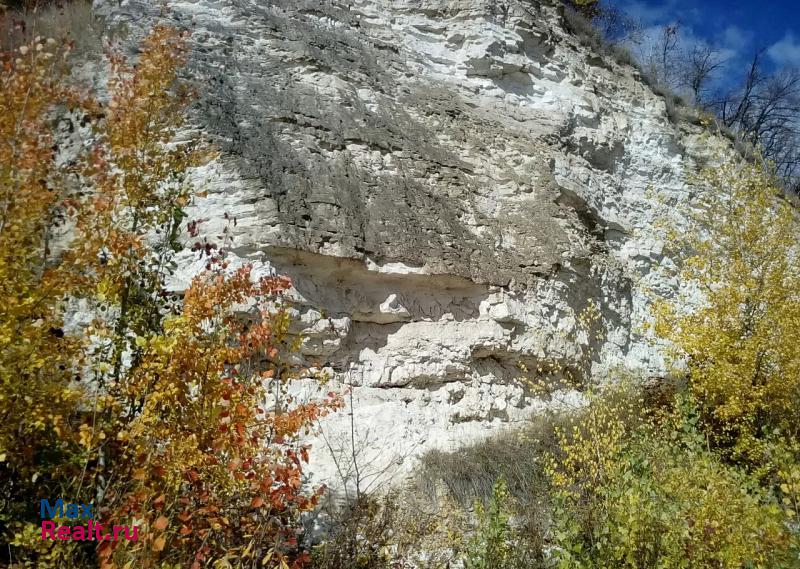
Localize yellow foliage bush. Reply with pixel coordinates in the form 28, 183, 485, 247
547, 157, 800, 563
548, 385, 794, 568
0, 36, 89, 565
654, 161, 800, 465
1, 25, 339, 569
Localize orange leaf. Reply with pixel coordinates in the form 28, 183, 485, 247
251, 496, 265, 508
97, 541, 114, 559
152, 535, 166, 552
153, 516, 169, 530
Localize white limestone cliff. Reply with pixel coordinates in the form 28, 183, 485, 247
94, 0, 733, 495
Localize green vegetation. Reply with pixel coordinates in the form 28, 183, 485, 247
309, 161, 800, 568
654, 162, 800, 466
547, 386, 793, 568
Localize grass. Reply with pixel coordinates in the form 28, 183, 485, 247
561, 3, 636, 67
418, 424, 555, 510
310, 412, 568, 569
1, 0, 104, 57
311, 380, 660, 567
413, 410, 573, 562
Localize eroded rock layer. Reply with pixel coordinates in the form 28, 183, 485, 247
96, 0, 730, 492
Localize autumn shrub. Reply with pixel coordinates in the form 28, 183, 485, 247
436, 377, 798, 567
1, 24, 339, 569
0, 32, 89, 567
547, 384, 794, 568
310, 496, 399, 569
532, 160, 800, 566
654, 161, 800, 467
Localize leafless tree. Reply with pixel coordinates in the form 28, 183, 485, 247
316, 367, 418, 506
636, 22, 682, 88
594, 2, 640, 44
713, 50, 800, 186
681, 42, 727, 105
569, 4, 800, 190
660, 23, 680, 86
637, 28, 800, 189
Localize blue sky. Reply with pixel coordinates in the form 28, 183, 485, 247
618, 0, 800, 74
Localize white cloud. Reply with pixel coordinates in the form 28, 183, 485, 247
719, 25, 753, 52
768, 32, 800, 68
618, 0, 701, 27
620, 0, 678, 26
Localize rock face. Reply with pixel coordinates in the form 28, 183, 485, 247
96, 0, 730, 493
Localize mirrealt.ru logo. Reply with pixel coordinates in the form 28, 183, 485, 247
40, 499, 139, 542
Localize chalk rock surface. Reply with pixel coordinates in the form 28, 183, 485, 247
96, 0, 729, 493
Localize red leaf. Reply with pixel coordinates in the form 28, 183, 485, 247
153, 494, 165, 509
